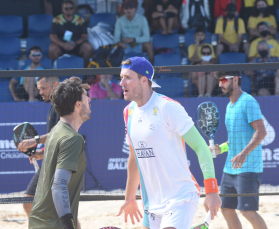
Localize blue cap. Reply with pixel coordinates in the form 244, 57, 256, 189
121, 56, 160, 88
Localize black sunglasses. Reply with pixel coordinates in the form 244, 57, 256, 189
201, 52, 211, 55
64, 7, 74, 10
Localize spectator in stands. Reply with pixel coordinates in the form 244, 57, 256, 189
180, 0, 211, 31
248, 40, 279, 96
248, 22, 279, 61
89, 73, 122, 100
48, 0, 93, 67
215, 3, 250, 59
247, 0, 277, 41
9, 46, 43, 102
151, 0, 179, 34
190, 45, 217, 98
114, 0, 154, 63
214, 0, 242, 18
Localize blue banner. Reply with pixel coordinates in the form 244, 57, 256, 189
0, 96, 278, 194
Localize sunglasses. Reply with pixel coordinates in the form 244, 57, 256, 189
219, 76, 241, 83
64, 7, 74, 10
31, 53, 42, 57
201, 52, 211, 55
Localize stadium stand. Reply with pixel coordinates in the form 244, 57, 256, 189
152, 33, 181, 55
28, 14, 53, 36
0, 37, 21, 58
155, 77, 185, 98
22, 58, 52, 70
90, 13, 116, 27
184, 30, 212, 50
0, 15, 23, 37
26, 36, 51, 57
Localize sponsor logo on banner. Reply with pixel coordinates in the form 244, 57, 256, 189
261, 115, 279, 168
135, 141, 155, 158
107, 158, 128, 170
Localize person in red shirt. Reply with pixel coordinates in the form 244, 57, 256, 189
214, 0, 242, 18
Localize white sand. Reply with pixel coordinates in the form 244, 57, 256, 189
0, 195, 279, 229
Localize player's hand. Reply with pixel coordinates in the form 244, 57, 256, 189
18, 138, 36, 152
230, 152, 247, 169
203, 192, 222, 220
208, 144, 221, 156
116, 199, 143, 224
28, 149, 44, 164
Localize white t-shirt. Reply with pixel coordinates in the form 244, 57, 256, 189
124, 92, 200, 214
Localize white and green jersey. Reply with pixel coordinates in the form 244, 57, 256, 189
124, 92, 200, 214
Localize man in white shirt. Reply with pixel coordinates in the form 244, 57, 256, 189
117, 57, 221, 228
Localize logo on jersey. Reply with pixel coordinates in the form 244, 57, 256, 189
153, 106, 158, 116
128, 107, 134, 116
149, 124, 155, 131
138, 117, 142, 123
135, 141, 155, 158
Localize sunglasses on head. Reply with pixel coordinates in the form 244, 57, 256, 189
64, 7, 74, 10
201, 52, 211, 55
31, 53, 42, 57
219, 76, 239, 84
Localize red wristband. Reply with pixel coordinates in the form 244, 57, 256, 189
204, 178, 219, 194
41, 147, 44, 153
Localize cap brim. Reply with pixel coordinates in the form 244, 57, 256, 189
151, 81, 161, 88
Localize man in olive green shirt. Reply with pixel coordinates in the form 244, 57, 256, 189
29, 77, 91, 229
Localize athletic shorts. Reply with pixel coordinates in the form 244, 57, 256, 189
143, 192, 199, 229
25, 167, 41, 196
124, 44, 143, 55
220, 172, 262, 211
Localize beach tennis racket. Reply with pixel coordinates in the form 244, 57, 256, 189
196, 102, 220, 158
191, 211, 211, 229
13, 122, 39, 172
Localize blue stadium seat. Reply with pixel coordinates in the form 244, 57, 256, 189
26, 36, 51, 56
28, 14, 53, 36
184, 30, 212, 50
277, 9, 279, 26
55, 55, 84, 81
0, 78, 14, 102
219, 52, 246, 64
90, 13, 116, 27
0, 58, 18, 70
0, 37, 21, 58
155, 77, 185, 98
123, 52, 149, 61
22, 58, 52, 69
152, 33, 180, 54
0, 15, 23, 37
154, 54, 181, 78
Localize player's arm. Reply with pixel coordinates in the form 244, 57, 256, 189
51, 168, 76, 229
18, 133, 49, 152
182, 125, 221, 219
117, 145, 142, 224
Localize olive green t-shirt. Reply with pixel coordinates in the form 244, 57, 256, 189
29, 121, 86, 229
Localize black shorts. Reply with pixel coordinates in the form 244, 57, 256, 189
61, 42, 84, 56
220, 172, 262, 211
220, 42, 244, 53
256, 76, 275, 95
25, 167, 41, 196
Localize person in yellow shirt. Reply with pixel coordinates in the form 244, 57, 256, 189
215, 3, 250, 59
248, 21, 279, 61
247, 0, 277, 41
244, 0, 273, 7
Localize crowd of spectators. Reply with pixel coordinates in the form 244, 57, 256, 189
5, 0, 279, 101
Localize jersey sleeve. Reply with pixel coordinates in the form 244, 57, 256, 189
164, 101, 194, 136
56, 135, 84, 172
50, 18, 59, 35
215, 18, 223, 34
245, 97, 262, 123
238, 18, 246, 34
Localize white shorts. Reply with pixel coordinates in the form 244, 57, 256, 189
143, 193, 199, 229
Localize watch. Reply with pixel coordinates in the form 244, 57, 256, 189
34, 135, 40, 144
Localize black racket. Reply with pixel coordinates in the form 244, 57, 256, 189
196, 102, 220, 158
13, 122, 39, 172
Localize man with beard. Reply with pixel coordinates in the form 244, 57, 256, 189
117, 57, 221, 228
18, 76, 82, 228
248, 22, 279, 61
29, 77, 91, 229
212, 71, 268, 229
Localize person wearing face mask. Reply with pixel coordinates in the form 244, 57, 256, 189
215, 3, 250, 59
190, 45, 218, 97
248, 40, 279, 96
247, 0, 277, 41
248, 21, 279, 61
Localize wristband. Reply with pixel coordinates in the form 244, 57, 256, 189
41, 147, 44, 153
204, 178, 219, 194
60, 213, 76, 229
219, 142, 229, 154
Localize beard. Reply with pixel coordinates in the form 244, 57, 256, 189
80, 104, 91, 122
222, 83, 233, 97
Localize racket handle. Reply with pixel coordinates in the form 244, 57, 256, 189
32, 158, 39, 172
204, 211, 211, 226
209, 139, 216, 158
